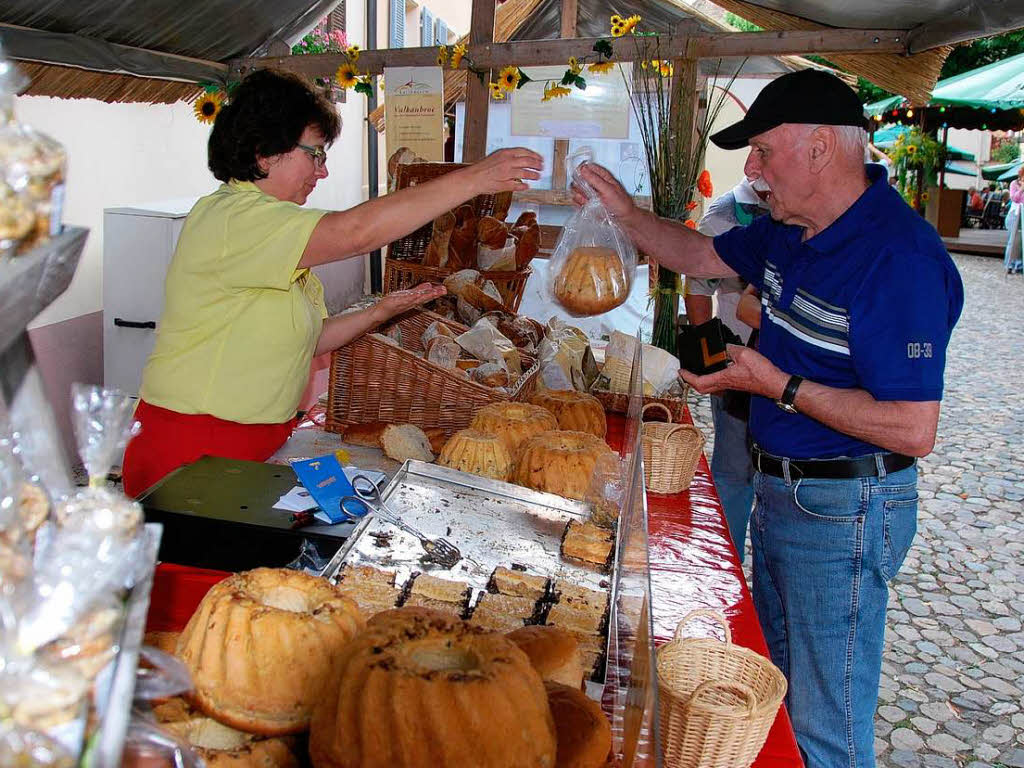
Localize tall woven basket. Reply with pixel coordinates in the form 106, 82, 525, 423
657, 610, 788, 768
641, 403, 704, 495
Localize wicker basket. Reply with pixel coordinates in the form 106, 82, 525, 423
325, 309, 539, 437
590, 385, 690, 425
657, 610, 788, 768
641, 403, 704, 495
387, 162, 513, 262
384, 259, 532, 312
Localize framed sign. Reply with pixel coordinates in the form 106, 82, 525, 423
385, 66, 445, 161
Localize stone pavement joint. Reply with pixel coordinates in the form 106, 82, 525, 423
689, 254, 1024, 767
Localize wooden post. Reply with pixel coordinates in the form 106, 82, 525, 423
462, 0, 496, 162
938, 124, 949, 189
551, 0, 578, 191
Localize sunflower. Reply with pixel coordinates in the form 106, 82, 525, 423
621, 15, 641, 34
336, 62, 360, 89
659, 61, 673, 77
906, 144, 918, 155
450, 43, 467, 69
498, 66, 521, 91
650, 59, 660, 70
684, 219, 697, 229
697, 169, 713, 198
611, 22, 626, 37
921, 191, 930, 203
685, 200, 698, 211
588, 60, 615, 75
489, 82, 506, 100
346, 44, 361, 61
542, 82, 572, 102
193, 92, 223, 124
568, 57, 583, 75
437, 45, 449, 67
640, 60, 648, 70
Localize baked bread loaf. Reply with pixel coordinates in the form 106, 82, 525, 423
309, 607, 556, 768
381, 424, 434, 462
553, 246, 629, 315
513, 221, 541, 269
176, 568, 364, 735
529, 390, 607, 438
425, 336, 461, 369
470, 402, 558, 458
423, 211, 455, 267
340, 423, 447, 455
507, 626, 584, 689
437, 428, 514, 481
448, 205, 479, 269
472, 362, 510, 388
478, 216, 510, 249
514, 431, 615, 501
545, 682, 612, 768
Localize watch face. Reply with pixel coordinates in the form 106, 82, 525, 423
776, 401, 798, 414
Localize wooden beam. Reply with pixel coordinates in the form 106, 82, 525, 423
462, 0, 496, 162
550, 0, 578, 193
238, 28, 908, 79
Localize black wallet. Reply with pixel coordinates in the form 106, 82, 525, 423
677, 318, 740, 376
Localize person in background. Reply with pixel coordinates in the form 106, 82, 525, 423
574, 69, 963, 767
1004, 165, 1024, 274
121, 69, 542, 497
682, 177, 769, 562
968, 186, 985, 212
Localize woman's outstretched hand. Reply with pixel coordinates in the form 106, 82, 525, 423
467, 148, 544, 194
373, 283, 447, 324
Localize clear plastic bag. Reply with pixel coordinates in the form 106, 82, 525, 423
585, 451, 628, 529
548, 148, 637, 317
120, 717, 204, 768
134, 646, 193, 703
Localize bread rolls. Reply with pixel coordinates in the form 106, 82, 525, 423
423, 211, 455, 267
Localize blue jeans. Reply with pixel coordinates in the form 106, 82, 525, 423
710, 394, 755, 562
750, 462, 918, 768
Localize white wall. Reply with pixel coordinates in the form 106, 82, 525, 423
16, 88, 369, 328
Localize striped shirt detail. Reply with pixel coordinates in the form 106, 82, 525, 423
763, 261, 851, 356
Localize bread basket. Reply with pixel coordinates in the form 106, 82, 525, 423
641, 403, 704, 494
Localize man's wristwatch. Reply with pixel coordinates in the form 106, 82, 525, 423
776, 375, 803, 414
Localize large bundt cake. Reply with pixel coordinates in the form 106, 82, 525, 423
529, 390, 607, 438
437, 428, 514, 481
513, 431, 615, 501
470, 402, 558, 458
552, 246, 629, 316
309, 607, 557, 768
176, 568, 364, 735
545, 682, 612, 768
507, 625, 584, 689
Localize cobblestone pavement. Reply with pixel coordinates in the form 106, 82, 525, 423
689, 252, 1024, 767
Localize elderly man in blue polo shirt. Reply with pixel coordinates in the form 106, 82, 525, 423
576, 69, 963, 768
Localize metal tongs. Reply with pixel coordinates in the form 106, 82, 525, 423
340, 473, 462, 568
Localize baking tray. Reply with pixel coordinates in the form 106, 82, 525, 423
320, 461, 617, 676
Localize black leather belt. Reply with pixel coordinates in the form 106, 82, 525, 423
751, 446, 915, 480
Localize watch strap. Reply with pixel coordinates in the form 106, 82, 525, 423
780, 375, 803, 407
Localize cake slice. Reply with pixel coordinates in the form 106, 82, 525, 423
470, 593, 538, 632
546, 602, 604, 635
561, 520, 614, 566
340, 565, 396, 588
552, 580, 609, 614
404, 574, 471, 617
491, 566, 549, 601
337, 582, 402, 618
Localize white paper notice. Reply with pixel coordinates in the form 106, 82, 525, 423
511, 64, 632, 140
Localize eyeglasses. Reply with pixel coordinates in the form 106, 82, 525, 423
296, 143, 328, 168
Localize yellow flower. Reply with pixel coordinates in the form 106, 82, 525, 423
568, 57, 583, 75
659, 61, 673, 77
542, 82, 572, 102
336, 62, 359, 89
921, 191, 930, 203
193, 92, 222, 124
588, 61, 615, 75
640, 60, 648, 70
611, 22, 626, 37
450, 43, 467, 68
498, 66, 521, 91
346, 44, 361, 61
437, 45, 449, 67
906, 144, 918, 155
621, 15, 641, 34
650, 59, 660, 70
610, 14, 624, 25
489, 81, 506, 100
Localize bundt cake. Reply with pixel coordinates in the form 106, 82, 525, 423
507, 625, 584, 689
309, 607, 557, 768
176, 568, 364, 735
552, 246, 629, 316
528, 390, 607, 438
545, 682, 612, 768
513, 431, 615, 501
437, 428, 514, 482
155, 699, 300, 768
470, 402, 559, 458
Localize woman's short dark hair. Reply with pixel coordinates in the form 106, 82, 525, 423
208, 69, 341, 182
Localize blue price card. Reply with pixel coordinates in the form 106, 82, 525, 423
290, 454, 356, 524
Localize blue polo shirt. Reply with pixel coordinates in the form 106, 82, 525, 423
713, 164, 963, 459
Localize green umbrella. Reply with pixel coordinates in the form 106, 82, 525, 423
983, 161, 1021, 181
945, 161, 978, 177
997, 163, 1022, 182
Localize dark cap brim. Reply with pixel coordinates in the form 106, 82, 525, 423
710, 116, 782, 150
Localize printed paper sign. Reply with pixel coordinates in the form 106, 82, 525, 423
386, 66, 445, 161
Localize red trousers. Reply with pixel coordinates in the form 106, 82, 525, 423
122, 400, 295, 498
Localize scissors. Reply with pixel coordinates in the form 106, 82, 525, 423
339, 473, 461, 568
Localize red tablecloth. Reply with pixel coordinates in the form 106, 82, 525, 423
146, 410, 801, 767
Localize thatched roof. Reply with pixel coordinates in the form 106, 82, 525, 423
16, 61, 202, 104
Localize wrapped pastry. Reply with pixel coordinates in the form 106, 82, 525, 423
473, 363, 510, 388
443, 269, 481, 300
477, 217, 509, 250
456, 296, 482, 326
423, 211, 455, 267
425, 336, 461, 369
448, 205, 479, 270
421, 319, 457, 350
537, 318, 598, 392
478, 240, 517, 272
455, 319, 518, 367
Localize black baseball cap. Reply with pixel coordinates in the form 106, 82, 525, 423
710, 69, 869, 150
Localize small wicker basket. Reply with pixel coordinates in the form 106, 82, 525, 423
641, 403, 704, 495
657, 610, 788, 768
384, 259, 532, 312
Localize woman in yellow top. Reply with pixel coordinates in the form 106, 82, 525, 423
122, 69, 542, 496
